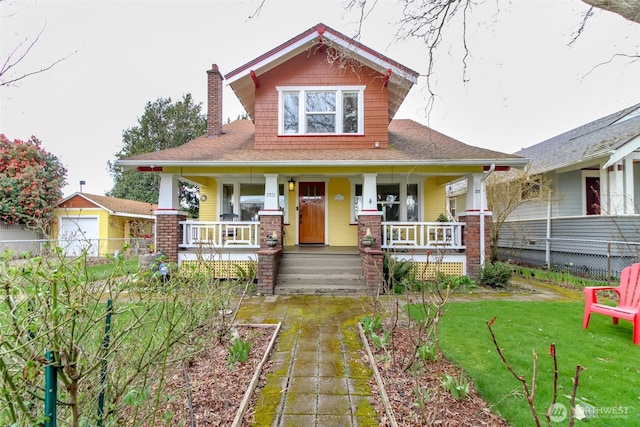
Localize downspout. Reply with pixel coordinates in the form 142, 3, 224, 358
480, 164, 495, 266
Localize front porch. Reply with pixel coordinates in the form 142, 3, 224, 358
178, 219, 466, 251
165, 216, 483, 294
152, 169, 493, 294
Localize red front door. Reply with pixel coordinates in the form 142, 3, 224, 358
586, 177, 600, 215
299, 182, 325, 244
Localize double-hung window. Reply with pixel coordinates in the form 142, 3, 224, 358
278, 86, 364, 135
353, 183, 420, 222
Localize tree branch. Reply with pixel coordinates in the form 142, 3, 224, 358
0, 23, 77, 87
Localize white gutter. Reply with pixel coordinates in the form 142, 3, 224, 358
602, 134, 640, 169
116, 158, 530, 170
479, 163, 496, 266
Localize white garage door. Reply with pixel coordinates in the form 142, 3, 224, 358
58, 217, 99, 257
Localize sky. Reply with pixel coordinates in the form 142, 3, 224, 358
1, 0, 640, 197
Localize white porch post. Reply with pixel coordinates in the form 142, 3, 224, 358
465, 173, 487, 212
155, 173, 187, 262
158, 173, 180, 210
599, 167, 609, 214
263, 174, 279, 211
624, 157, 635, 214
608, 162, 625, 215
362, 173, 378, 212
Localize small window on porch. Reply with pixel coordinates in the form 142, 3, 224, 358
448, 197, 457, 219
354, 183, 420, 222
222, 182, 285, 221
222, 184, 234, 216
240, 183, 265, 221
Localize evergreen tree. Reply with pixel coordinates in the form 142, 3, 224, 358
107, 94, 206, 216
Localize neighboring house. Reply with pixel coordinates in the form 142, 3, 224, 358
53, 193, 156, 257
117, 23, 527, 293
495, 103, 640, 276
0, 223, 45, 257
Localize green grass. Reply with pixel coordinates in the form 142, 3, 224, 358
512, 265, 611, 289
437, 301, 640, 426
86, 259, 139, 280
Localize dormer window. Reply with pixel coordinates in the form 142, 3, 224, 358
277, 86, 364, 135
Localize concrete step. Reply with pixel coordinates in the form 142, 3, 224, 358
275, 285, 368, 295
278, 265, 362, 275
275, 252, 366, 295
279, 255, 360, 266
277, 273, 362, 286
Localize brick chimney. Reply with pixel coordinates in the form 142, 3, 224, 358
207, 64, 224, 137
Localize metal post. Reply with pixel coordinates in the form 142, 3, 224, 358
607, 242, 611, 284
97, 299, 113, 427
44, 350, 57, 427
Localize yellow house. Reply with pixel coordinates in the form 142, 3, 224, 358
53, 192, 156, 257
117, 23, 527, 294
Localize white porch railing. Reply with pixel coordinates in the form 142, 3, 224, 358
382, 222, 465, 250
180, 220, 260, 249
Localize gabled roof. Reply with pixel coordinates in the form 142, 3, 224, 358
225, 23, 419, 122
516, 103, 640, 174
117, 119, 527, 168
57, 193, 157, 219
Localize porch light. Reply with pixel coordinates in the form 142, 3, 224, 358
288, 178, 296, 191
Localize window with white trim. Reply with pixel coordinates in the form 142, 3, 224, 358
221, 182, 287, 221
278, 86, 364, 135
353, 182, 420, 222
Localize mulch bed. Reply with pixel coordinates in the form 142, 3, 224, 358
363, 323, 508, 426
157, 323, 275, 426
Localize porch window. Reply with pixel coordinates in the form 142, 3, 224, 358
378, 184, 400, 221
222, 184, 234, 217
354, 183, 420, 222
222, 182, 286, 221
448, 197, 457, 219
278, 86, 364, 135
239, 183, 265, 221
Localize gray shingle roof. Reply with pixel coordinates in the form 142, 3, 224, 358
58, 193, 157, 217
515, 103, 640, 173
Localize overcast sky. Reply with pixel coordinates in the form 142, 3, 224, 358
2, 0, 640, 197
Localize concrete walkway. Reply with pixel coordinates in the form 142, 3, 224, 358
234, 280, 577, 426
236, 295, 379, 426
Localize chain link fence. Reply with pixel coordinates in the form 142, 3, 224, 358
0, 237, 154, 259
498, 237, 640, 280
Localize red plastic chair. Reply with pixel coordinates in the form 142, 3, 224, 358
583, 263, 640, 345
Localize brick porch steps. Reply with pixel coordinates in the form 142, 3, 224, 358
275, 251, 368, 295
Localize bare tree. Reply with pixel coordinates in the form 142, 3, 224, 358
345, 0, 640, 84
0, 1, 75, 87
485, 166, 552, 262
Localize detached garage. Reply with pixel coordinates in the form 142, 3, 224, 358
53, 193, 156, 257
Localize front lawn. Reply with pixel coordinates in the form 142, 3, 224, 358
86, 258, 139, 280
439, 301, 640, 426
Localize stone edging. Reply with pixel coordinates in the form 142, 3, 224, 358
231, 322, 282, 427
357, 322, 398, 427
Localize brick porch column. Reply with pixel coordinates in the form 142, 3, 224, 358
460, 211, 492, 280
154, 210, 187, 262
358, 212, 384, 291
257, 211, 284, 295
